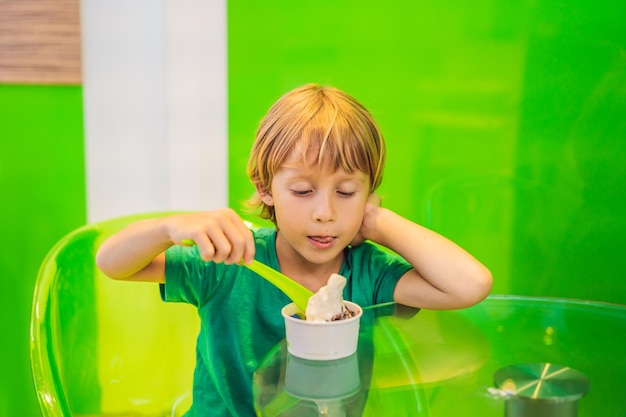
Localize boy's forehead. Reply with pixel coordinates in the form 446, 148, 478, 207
280, 148, 334, 173
277, 158, 368, 182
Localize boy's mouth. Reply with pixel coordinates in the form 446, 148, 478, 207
308, 236, 337, 249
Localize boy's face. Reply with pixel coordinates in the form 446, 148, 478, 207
261, 154, 370, 267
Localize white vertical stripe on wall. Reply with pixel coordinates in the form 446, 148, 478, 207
82, 0, 228, 223
164, 0, 227, 212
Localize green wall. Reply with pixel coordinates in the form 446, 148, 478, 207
0, 85, 86, 416
511, 1, 626, 300
228, 0, 626, 305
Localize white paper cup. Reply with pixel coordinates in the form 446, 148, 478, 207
281, 301, 363, 360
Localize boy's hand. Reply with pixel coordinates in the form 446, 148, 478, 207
167, 209, 255, 265
350, 193, 382, 247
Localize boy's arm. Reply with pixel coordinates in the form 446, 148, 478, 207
96, 217, 172, 283
358, 199, 493, 310
96, 209, 255, 283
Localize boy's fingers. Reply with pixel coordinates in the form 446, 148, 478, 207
213, 217, 250, 264
209, 231, 233, 264
195, 237, 216, 262
224, 215, 255, 264
241, 229, 256, 264
236, 220, 256, 264
187, 211, 255, 265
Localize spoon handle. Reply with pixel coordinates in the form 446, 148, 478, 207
243, 260, 313, 312
180, 239, 312, 311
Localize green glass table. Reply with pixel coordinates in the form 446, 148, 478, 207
253, 295, 626, 416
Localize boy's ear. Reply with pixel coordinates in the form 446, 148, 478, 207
255, 184, 274, 206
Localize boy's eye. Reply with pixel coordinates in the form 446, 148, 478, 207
291, 189, 311, 196
337, 191, 356, 197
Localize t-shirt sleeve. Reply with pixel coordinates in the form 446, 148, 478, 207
348, 243, 413, 305
370, 246, 413, 304
160, 244, 221, 307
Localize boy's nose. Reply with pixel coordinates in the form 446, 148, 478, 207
312, 195, 336, 222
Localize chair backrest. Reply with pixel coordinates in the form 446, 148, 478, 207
30, 212, 198, 417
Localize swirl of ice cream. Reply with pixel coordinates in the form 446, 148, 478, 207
305, 273, 347, 322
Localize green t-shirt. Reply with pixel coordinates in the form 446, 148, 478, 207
161, 227, 412, 416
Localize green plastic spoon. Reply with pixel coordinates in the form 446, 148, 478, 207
181, 239, 313, 312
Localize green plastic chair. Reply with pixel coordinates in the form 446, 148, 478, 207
30, 212, 199, 417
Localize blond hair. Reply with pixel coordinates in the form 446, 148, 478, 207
246, 84, 386, 223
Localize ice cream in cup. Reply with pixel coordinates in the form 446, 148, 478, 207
281, 274, 363, 360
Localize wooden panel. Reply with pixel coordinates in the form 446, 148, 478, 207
0, 0, 81, 84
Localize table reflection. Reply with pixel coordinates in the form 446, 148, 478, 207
253, 296, 626, 416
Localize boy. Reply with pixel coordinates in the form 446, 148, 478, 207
96, 84, 492, 416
